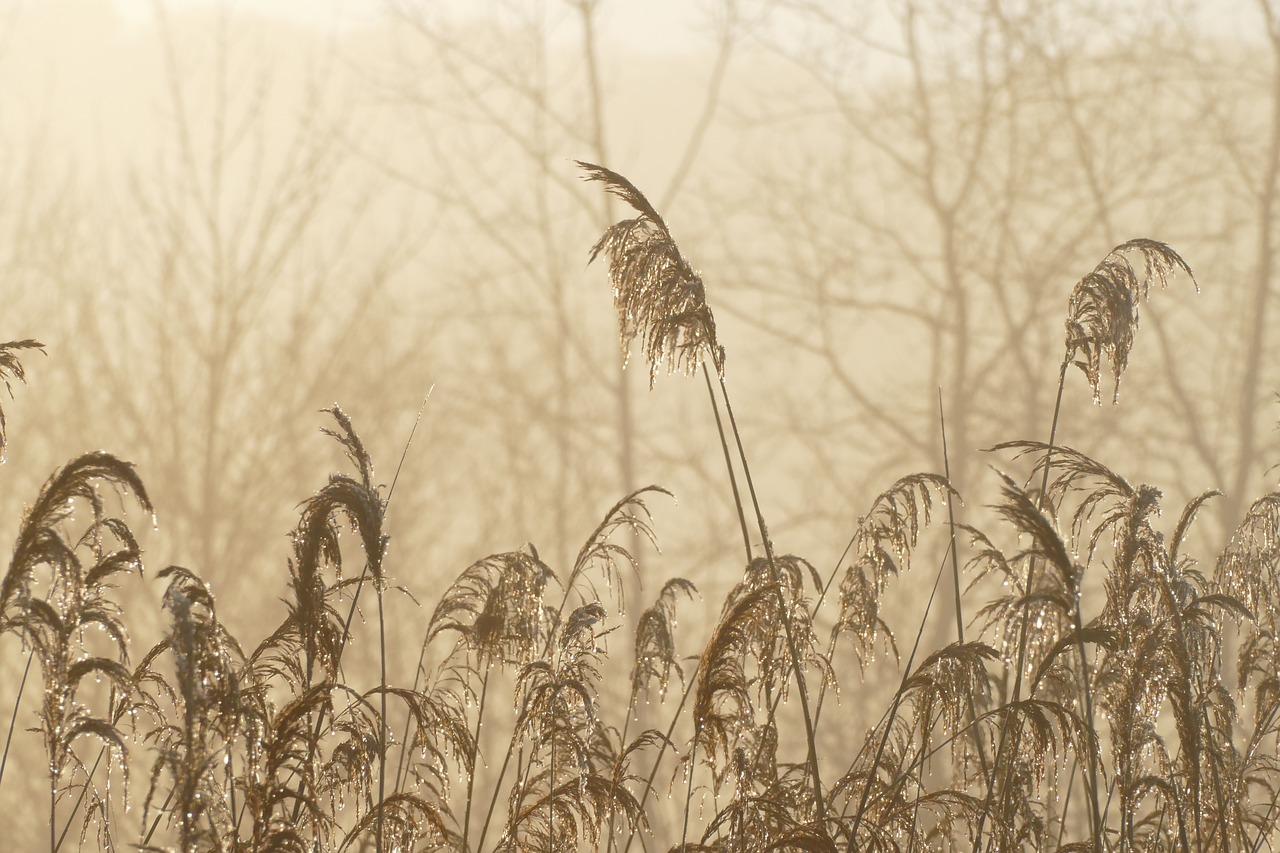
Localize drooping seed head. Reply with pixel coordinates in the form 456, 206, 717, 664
1064, 239, 1194, 404
578, 161, 725, 387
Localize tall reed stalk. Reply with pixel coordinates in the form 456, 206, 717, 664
3, 165, 1256, 853
977, 240, 1194, 851
580, 160, 828, 832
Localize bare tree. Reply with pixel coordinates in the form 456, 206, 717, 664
41, 3, 422, 631
691, 2, 1229, 657
374, 1, 744, 577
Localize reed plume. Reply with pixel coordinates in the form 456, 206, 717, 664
1063, 239, 1195, 405
0, 452, 151, 851
581, 159, 829, 833
0, 339, 43, 458
578, 161, 724, 386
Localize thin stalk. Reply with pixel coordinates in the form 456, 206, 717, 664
903, 705, 944, 853
679, 740, 698, 851
462, 664, 492, 853
810, 536, 862, 730
476, 605, 577, 852
225, 749, 236, 848
620, 659, 700, 853
377, 578, 388, 851
50, 766, 56, 853
379, 394, 447, 827
716, 373, 826, 822
1055, 758, 1077, 849
1072, 589, 1103, 848
474, 729, 516, 853
288, 538, 371, 827
605, 686, 638, 851
845, 547, 947, 843
939, 389, 992, 795
1202, 706, 1231, 853
704, 367, 751, 562
974, 359, 1071, 852
1101, 773, 1118, 844
1250, 777, 1280, 853
0, 649, 32, 789
143, 788, 174, 845
55, 746, 106, 851
290, 393, 430, 827
549, 658, 557, 853
773, 531, 853, 732
392, 633, 432, 794
808, 646, 839, 735
1249, 696, 1280, 852
478, 481, 657, 852
939, 388, 964, 644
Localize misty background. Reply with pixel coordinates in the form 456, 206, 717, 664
0, 0, 1275, 845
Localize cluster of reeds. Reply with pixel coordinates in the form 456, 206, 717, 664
0, 166, 1278, 852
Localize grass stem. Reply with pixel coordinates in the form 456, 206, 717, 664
715, 373, 826, 826
0, 649, 32, 791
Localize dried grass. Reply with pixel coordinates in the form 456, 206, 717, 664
0, 172, 1274, 853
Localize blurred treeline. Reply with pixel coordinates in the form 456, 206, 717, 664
0, 0, 1274, 842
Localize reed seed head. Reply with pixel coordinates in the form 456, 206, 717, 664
578, 161, 725, 387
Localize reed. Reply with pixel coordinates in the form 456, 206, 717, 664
4, 166, 1278, 853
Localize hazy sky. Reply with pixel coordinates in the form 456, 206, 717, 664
108, 0, 712, 51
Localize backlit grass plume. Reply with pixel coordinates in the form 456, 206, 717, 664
974, 240, 1195, 851
137, 565, 251, 852
1064, 238, 1195, 404
581, 160, 829, 836
0, 451, 151, 851
836, 473, 954, 666
630, 577, 696, 704
0, 339, 43, 457
578, 161, 724, 386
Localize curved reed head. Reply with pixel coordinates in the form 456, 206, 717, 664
578, 161, 725, 387
0, 339, 43, 457
1064, 239, 1194, 404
